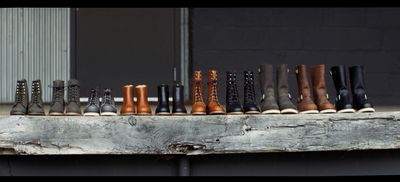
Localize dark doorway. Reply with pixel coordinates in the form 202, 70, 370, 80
73, 8, 181, 98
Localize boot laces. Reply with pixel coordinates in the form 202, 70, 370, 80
210, 81, 219, 102
31, 82, 41, 104
52, 87, 64, 103
103, 90, 114, 105
89, 89, 98, 105
68, 85, 79, 102
227, 79, 239, 105
245, 75, 255, 103
194, 81, 203, 102
15, 82, 26, 104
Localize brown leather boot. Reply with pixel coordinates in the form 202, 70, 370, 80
311, 64, 336, 113
207, 70, 225, 114
295, 65, 318, 114
121, 84, 136, 115
136, 85, 152, 115
191, 71, 207, 115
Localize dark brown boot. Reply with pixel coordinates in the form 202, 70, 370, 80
311, 64, 336, 113
295, 65, 318, 114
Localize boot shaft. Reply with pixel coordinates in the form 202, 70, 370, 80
207, 70, 220, 103
67, 79, 80, 104
349, 65, 366, 95
31, 79, 43, 105
330, 65, 348, 92
311, 64, 328, 98
155, 84, 170, 114
192, 71, 204, 104
295, 64, 312, 98
15, 79, 29, 105
258, 64, 274, 94
172, 83, 187, 114
136, 85, 152, 114
121, 84, 135, 114
276, 64, 290, 96
51, 80, 65, 103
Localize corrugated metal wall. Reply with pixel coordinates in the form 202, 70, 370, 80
0, 8, 70, 103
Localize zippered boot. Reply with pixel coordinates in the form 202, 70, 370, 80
100, 88, 117, 116
49, 80, 65, 116
207, 70, 225, 115
28, 79, 45, 116
276, 64, 298, 114
330, 66, 356, 113
83, 88, 100, 116
155, 84, 170, 115
258, 64, 280, 114
191, 71, 207, 115
65, 79, 82, 116
226, 72, 243, 115
243, 71, 260, 114
311, 64, 336, 113
349, 65, 375, 113
172, 84, 187, 115
10, 79, 29, 115
295, 65, 318, 114
121, 84, 136, 115
136, 85, 152, 115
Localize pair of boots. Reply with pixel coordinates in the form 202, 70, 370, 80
191, 70, 225, 115
295, 64, 336, 114
226, 71, 260, 114
10, 79, 45, 115
119, 84, 152, 115
48, 79, 82, 116
155, 84, 187, 115
258, 64, 298, 114
84, 88, 118, 116
330, 65, 375, 113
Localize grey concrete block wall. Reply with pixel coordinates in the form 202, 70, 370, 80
191, 8, 400, 106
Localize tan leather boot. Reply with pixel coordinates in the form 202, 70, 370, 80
207, 70, 225, 114
120, 84, 136, 115
191, 71, 207, 115
136, 85, 152, 115
311, 64, 336, 113
295, 65, 318, 114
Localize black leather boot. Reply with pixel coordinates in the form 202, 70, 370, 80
49, 80, 65, 116
172, 83, 187, 115
10, 79, 29, 115
226, 72, 243, 114
83, 88, 100, 116
330, 66, 356, 113
243, 71, 260, 114
258, 64, 280, 114
100, 88, 117, 116
349, 65, 375, 113
155, 84, 171, 115
65, 79, 82, 116
28, 79, 45, 116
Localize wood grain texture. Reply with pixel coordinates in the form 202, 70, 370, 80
0, 112, 400, 155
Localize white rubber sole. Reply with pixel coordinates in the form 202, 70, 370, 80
227, 112, 244, 115
299, 110, 319, 114
209, 111, 226, 115
191, 112, 207, 115
261, 109, 281, 114
100, 112, 117, 116
83, 112, 100, 116
337, 108, 356, 113
280, 109, 299, 114
358, 107, 375, 113
319, 109, 337, 114
245, 111, 261, 114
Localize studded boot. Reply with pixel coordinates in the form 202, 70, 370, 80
226, 72, 243, 115
258, 64, 280, 114
243, 71, 260, 114
10, 79, 29, 115
349, 65, 375, 113
28, 79, 45, 116
330, 66, 356, 113
49, 80, 65, 116
207, 70, 225, 115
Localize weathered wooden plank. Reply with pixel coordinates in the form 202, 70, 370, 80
0, 112, 400, 155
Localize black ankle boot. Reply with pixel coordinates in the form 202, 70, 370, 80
172, 83, 187, 115
349, 66, 375, 113
243, 71, 260, 114
100, 88, 117, 116
226, 72, 243, 114
49, 80, 65, 116
155, 84, 171, 115
330, 66, 356, 113
28, 79, 45, 116
10, 79, 29, 115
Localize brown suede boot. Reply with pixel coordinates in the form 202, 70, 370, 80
311, 64, 336, 113
207, 70, 225, 115
121, 84, 136, 115
191, 71, 207, 115
295, 65, 318, 114
136, 85, 152, 115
